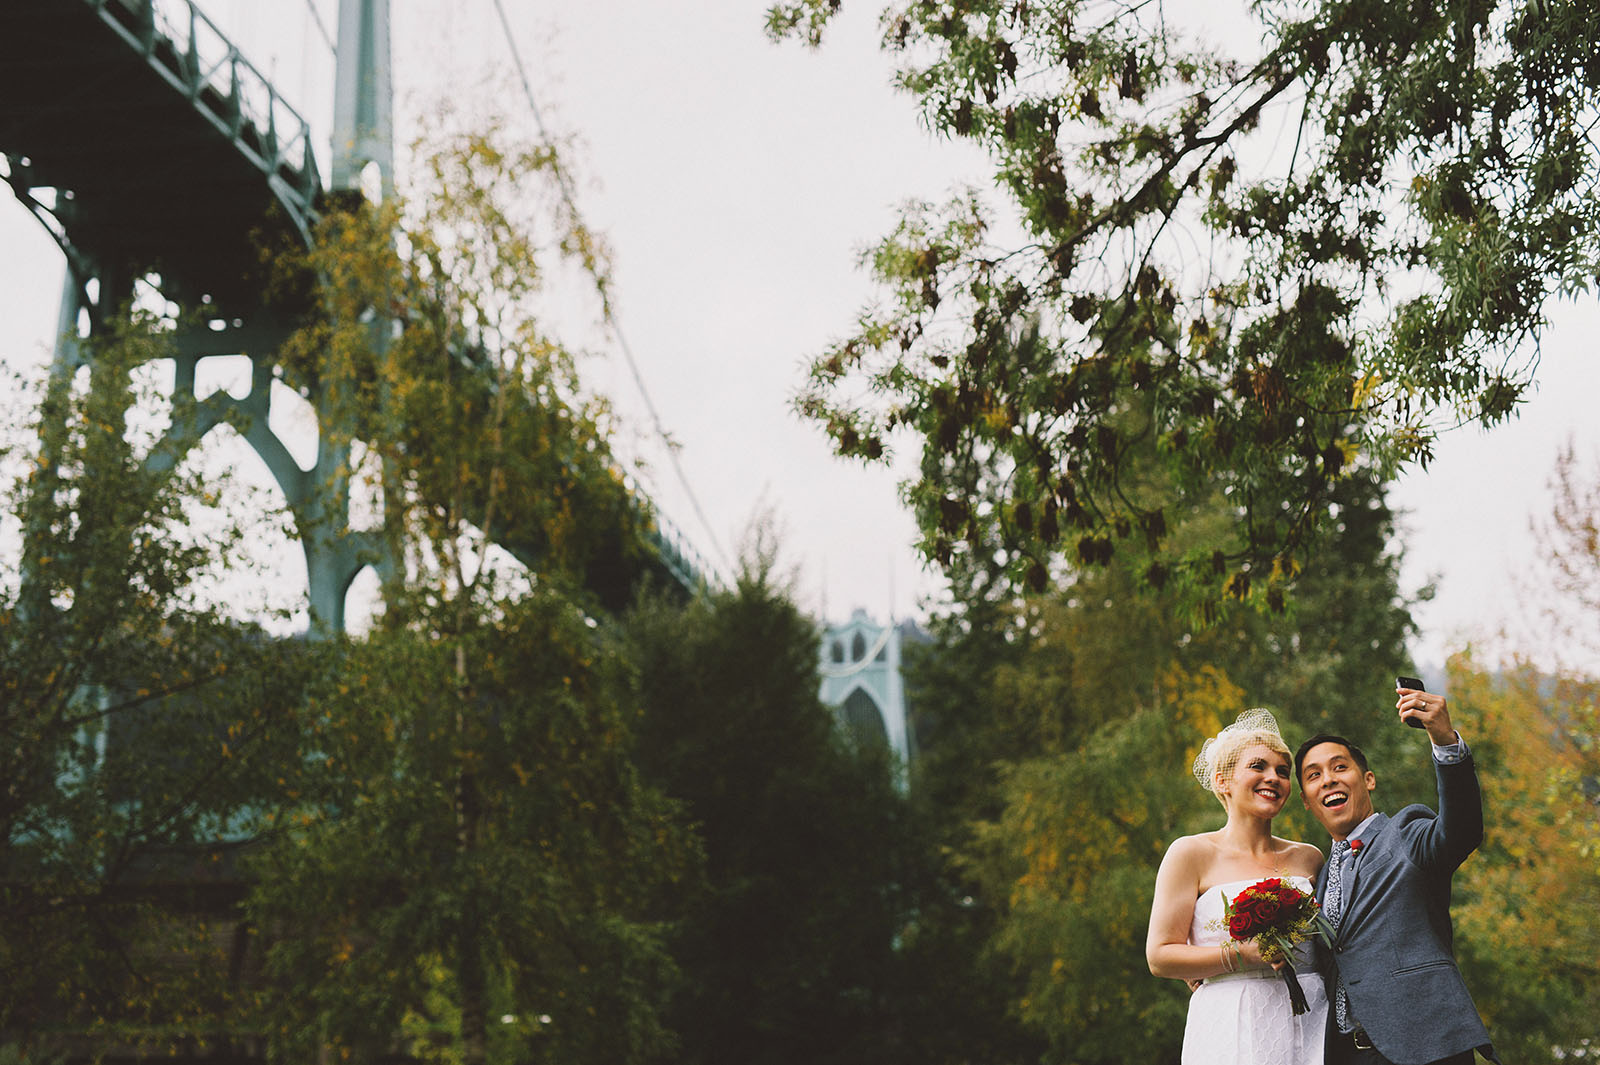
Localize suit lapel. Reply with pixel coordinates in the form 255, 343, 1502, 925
1333, 813, 1388, 945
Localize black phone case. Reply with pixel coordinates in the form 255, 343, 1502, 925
1396, 676, 1426, 727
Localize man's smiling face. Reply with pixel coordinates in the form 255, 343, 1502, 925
1299, 741, 1378, 840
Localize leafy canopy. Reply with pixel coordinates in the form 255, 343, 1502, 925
247, 114, 692, 1065
770, 0, 1600, 608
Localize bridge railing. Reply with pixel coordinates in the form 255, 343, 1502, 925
89, 0, 321, 207
647, 505, 720, 593
618, 471, 720, 594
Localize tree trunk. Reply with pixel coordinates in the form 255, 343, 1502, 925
458, 892, 488, 1065
455, 639, 489, 1065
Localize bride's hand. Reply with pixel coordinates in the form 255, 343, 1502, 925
1234, 939, 1285, 971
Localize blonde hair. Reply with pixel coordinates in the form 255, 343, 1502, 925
1192, 708, 1291, 806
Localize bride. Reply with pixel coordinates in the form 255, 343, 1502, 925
1146, 709, 1328, 1064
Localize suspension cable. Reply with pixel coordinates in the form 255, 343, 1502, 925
304, 0, 336, 53
486, 0, 732, 577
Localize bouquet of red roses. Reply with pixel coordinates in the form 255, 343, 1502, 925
1223, 877, 1335, 1015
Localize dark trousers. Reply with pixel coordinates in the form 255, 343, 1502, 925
1326, 1030, 1477, 1065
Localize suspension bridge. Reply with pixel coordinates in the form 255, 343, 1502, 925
0, 23, 920, 1050
0, 0, 713, 631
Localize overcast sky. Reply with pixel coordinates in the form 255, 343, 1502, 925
4, 0, 1598, 674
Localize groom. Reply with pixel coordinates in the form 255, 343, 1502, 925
1293, 686, 1498, 1065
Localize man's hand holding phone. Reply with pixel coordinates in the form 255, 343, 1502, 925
1395, 676, 1456, 745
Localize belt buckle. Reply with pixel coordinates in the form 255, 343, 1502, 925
1351, 1030, 1375, 1051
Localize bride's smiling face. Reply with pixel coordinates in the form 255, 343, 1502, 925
1219, 743, 1293, 815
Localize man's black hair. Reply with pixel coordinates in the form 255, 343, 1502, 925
1294, 733, 1369, 782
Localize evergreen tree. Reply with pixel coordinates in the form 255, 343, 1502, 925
624, 553, 914, 1065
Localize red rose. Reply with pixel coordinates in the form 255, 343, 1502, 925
1350, 839, 1365, 853
1250, 896, 1282, 922
1228, 911, 1256, 938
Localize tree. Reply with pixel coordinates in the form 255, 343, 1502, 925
973, 681, 1237, 1065
1527, 445, 1600, 887
768, 0, 1600, 608
1442, 442, 1600, 1063
244, 118, 693, 1065
247, 592, 692, 1065
930, 474, 1423, 1062
1445, 656, 1600, 1063
1520, 440, 1600, 670
1, 313, 310, 1043
623, 546, 917, 1065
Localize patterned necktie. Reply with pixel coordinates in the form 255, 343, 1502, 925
1325, 839, 1354, 1031
1325, 839, 1351, 926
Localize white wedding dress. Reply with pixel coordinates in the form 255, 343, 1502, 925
1182, 876, 1328, 1065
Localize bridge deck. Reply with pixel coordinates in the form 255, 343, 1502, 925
1, 0, 709, 607
0, 0, 317, 314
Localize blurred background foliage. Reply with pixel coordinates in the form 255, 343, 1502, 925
7, 3, 1600, 1055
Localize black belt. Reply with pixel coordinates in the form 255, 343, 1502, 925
1335, 1028, 1376, 1052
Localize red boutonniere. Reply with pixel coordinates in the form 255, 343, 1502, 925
1349, 839, 1364, 853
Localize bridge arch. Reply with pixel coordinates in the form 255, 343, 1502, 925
838, 686, 890, 749
171, 419, 312, 628
2, 0, 710, 636
817, 609, 921, 784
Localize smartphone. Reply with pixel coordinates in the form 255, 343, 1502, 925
1396, 676, 1426, 728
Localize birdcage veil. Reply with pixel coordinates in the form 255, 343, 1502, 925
1192, 708, 1291, 798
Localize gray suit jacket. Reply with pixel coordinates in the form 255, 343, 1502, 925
1316, 757, 1497, 1065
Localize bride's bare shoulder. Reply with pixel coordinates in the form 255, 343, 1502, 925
1154, 832, 1222, 896
1162, 831, 1223, 864
1275, 837, 1325, 875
